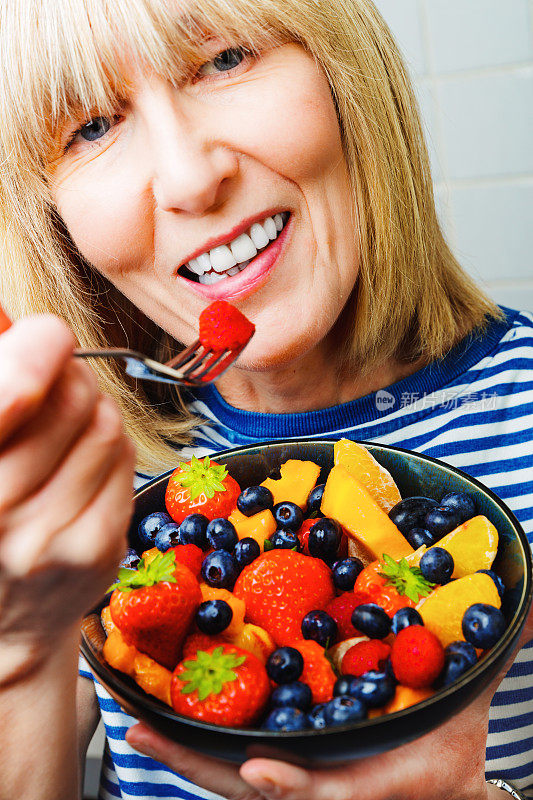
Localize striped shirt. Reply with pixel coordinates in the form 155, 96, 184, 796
81, 306, 533, 799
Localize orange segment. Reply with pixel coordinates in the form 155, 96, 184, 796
261, 460, 320, 508
418, 572, 501, 647
321, 465, 413, 561
228, 508, 276, 551
404, 516, 498, 579
103, 628, 172, 705
199, 584, 246, 637
230, 624, 276, 664
334, 439, 401, 512
383, 685, 434, 713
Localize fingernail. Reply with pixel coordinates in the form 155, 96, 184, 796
246, 776, 282, 797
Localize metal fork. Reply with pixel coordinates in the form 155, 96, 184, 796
73, 340, 249, 386
0, 305, 250, 386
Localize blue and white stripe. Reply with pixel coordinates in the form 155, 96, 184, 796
82, 307, 533, 799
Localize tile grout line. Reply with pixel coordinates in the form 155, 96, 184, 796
416, 60, 533, 84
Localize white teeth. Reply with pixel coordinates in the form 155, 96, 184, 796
230, 233, 257, 263
182, 212, 289, 281
209, 244, 237, 273
249, 222, 269, 250
197, 252, 211, 271
263, 216, 277, 240
187, 257, 204, 275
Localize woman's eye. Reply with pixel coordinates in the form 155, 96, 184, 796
198, 47, 247, 78
79, 116, 111, 142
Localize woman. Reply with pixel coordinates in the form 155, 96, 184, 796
0, 0, 531, 798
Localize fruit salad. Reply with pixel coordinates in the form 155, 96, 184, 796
101, 439, 507, 731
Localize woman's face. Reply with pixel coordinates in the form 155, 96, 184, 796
51, 41, 358, 369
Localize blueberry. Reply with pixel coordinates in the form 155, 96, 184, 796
349, 670, 396, 708
195, 600, 233, 634
423, 506, 462, 539
237, 485, 274, 517
273, 502, 304, 532
178, 514, 209, 550
351, 603, 391, 639
206, 518, 238, 552
477, 569, 505, 600
306, 484, 325, 517
388, 497, 439, 535
390, 607, 423, 635
119, 547, 140, 569
462, 603, 506, 649
439, 651, 473, 687
419, 547, 454, 584
307, 703, 328, 730
323, 696, 366, 726
445, 641, 478, 668
333, 675, 360, 697
332, 558, 364, 591
234, 537, 261, 569
262, 706, 309, 731
154, 522, 181, 551
439, 642, 477, 687
137, 511, 173, 550
269, 529, 302, 551
266, 647, 304, 684
301, 610, 337, 647
440, 492, 476, 524
406, 527, 435, 549
200, 550, 238, 589
308, 518, 342, 561
271, 682, 312, 711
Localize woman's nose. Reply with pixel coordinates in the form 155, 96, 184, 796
148, 100, 239, 215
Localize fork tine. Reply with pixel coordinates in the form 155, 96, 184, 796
180, 348, 214, 377
190, 345, 245, 383
164, 339, 203, 370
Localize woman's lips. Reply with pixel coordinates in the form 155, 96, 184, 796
175, 214, 293, 302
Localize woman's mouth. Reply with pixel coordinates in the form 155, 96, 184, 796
177, 212, 290, 285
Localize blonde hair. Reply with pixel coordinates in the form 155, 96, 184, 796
0, 0, 502, 472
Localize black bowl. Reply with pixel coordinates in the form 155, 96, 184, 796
81, 439, 532, 766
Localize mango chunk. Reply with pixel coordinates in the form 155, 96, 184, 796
321, 465, 413, 561
103, 628, 172, 705
260, 459, 320, 508
228, 508, 277, 551
199, 584, 246, 637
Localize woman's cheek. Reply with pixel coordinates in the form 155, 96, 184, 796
54, 170, 153, 276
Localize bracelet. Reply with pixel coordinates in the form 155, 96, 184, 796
487, 778, 528, 799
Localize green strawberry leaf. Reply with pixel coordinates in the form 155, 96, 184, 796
171, 455, 229, 500
378, 553, 435, 603
180, 647, 247, 701
109, 550, 177, 592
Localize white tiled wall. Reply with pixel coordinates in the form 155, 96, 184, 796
374, 0, 533, 312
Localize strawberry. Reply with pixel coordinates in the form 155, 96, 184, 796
354, 555, 433, 617
391, 625, 445, 688
297, 519, 315, 555
233, 550, 335, 646
290, 639, 337, 704
325, 591, 370, 640
169, 544, 204, 579
165, 455, 241, 524
171, 644, 270, 726
182, 632, 228, 659
340, 639, 391, 676
109, 551, 201, 670
199, 300, 255, 352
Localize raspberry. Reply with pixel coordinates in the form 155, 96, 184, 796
325, 590, 370, 640
391, 625, 445, 688
199, 301, 255, 352
341, 639, 391, 677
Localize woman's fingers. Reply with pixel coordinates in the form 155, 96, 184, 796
0, 358, 98, 514
0, 315, 75, 446
126, 723, 259, 800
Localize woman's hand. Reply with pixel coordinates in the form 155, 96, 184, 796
127, 606, 533, 800
0, 314, 136, 683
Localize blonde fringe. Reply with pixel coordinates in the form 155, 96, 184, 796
0, 0, 502, 473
